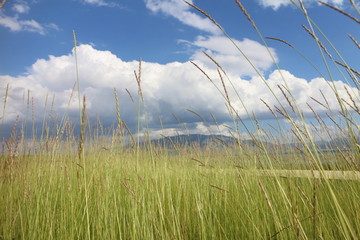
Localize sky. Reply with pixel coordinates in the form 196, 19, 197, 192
0, 0, 359, 139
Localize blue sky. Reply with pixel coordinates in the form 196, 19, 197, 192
0, 0, 359, 138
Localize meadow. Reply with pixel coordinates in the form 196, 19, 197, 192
1, 1, 359, 239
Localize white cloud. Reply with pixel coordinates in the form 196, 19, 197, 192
0, 0, 60, 35
144, 1, 276, 77
0, 13, 44, 34
257, 0, 345, 10
0, 45, 357, 132
257, 0, 292, 10
189, 35, 277, 76
0, 12, 59, 35
12, 2, 30, 14
83, 0, 108, 6
81, 0, 122, 8
0, 13, 22, 31
46, 23, 61, 31
320, 0, 345, 6
144, 0, 278, 77
145, 0, 221, 35
21, 19, 46, 34
245, 70, 358, 117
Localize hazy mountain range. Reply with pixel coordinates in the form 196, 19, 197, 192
146, 134, 359, 152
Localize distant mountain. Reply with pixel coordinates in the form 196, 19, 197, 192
144, 134, 359, 152
305, 137, 359, 152
150, 134, 239, 148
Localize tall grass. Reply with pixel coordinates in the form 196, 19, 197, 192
1, 150, 360, 239
0, 0, 359, 239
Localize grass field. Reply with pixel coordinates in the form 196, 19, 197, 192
1, 148, 360, 239
1, 0, 359, 239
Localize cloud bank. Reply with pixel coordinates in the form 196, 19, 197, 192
0, 44, 356, 134
0, 0, 357, 137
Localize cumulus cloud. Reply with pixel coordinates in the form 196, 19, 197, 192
144, 1, 277, 76
189, 35, 277, 76
0, 1, 59, 35
0, 44, 357, 134
145, 0, 221, 35
257, 0, 345, 10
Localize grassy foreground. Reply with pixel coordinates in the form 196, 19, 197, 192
1, 147, 360, 239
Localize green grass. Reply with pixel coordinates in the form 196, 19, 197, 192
1, 149, 360, 239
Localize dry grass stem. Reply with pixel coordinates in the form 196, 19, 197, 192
183, 1, 224, 31
4, 83, 9, 108
161, 134, 180, 153
234, 0, 256, 29
31, 97, 35, 139
210, 112, 218, 124
291, 129, 306, 146
125, 88, 134, 103
172, 113, 181, 125
5, 115, 20, 164
343, 85, 359, 114
265, 37, 294, 48
190, 158, 205, 166
215, 136, 229, 146
261, 99, 277, 118
134, 58, 144, 102
0, 0, 7, 8
278, 84, 295, 113
348, 34, 360, 49
335, 61, 360, 78
349, 0, 360, 14
66, 82, 77, 107
121, 181, 137, 199
306, 103, 326, 127
293, 122, 310, 141
113, 88, 123, 136
337, 146, 360, 171
203, 51, 226, 75
190, 61, 215, 84
218, 69, 231, 106
186, 109, 205, 122
78, 96, 86, 161
338, 110, 358, 128
319, 1, 360, 24
259, 182, 275, 213
320, 90, 331, 109
1, 83, 9, 130
271, 213, 320, 239
209, 184, 229, 192
122, 120, 135, 147
325, 113, 343, 133
342, 98, 360, 115
302, 25, 333, 59
275, 105, 290, 120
